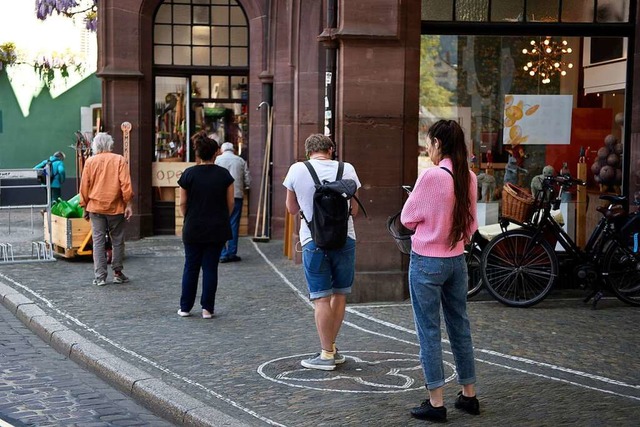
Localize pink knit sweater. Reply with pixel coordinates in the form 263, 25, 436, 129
400, 158, 478, 257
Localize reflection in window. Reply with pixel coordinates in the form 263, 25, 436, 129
491, 0, 524, 22
418, 34, 626, 205
456, 0, 488, 22
421, 0, 630, 23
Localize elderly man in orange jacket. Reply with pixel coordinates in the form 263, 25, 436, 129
80, 132, 134, 287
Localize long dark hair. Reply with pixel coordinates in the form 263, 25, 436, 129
191, 131, 218, 161
428, 120, 473, 248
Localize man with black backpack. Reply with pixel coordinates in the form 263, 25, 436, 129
283, 134, 362, 371
34, 151, 66, 204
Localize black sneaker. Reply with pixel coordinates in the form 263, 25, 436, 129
410, 400, 447, 422
455, 391, 480, 415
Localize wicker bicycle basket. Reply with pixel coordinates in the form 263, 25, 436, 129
501, 183, 535, 223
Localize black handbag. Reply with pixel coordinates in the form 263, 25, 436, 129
386, 210, 413, 255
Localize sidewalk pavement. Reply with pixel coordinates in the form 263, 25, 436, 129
0, 226, 640, 426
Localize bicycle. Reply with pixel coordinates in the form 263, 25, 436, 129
480, 175, 640, 308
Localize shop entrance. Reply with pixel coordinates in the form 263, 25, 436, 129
150, 0, 249, 235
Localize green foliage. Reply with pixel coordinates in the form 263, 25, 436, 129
0, 42, 18, 68
419, 36, 454, 108
1, 2, 89, 87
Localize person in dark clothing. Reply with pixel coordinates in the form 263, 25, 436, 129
177, 132, 234, 319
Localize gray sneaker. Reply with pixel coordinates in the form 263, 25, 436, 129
301, 353, 336, 371
113, 271, 129, 284
93, 278, 107, 286
334, 350, 346, 364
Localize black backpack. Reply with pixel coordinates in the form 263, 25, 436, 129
301, 161, 367, 250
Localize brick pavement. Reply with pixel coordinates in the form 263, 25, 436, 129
0, 302, 173, 427
0, 228, 639, 426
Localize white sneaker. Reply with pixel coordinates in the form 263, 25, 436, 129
301, 353, 336, 371
93, 278, 107, 286
177, 310, 191, 317
202, 309, 213, 319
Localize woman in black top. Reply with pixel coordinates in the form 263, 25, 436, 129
177, 132, 234, 318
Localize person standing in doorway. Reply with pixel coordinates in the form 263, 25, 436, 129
401, 119, 480, 422
215, 142, 250, 263
177, 132, 234, 319
34, 151, 66, 203
283, 134, 361, 371
79, 133, 134, 287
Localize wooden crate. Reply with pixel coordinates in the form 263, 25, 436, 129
43, 213, 92, 258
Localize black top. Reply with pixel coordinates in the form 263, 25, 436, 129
178, 164, 234, 244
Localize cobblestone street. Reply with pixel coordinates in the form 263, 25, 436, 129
0, 302, 173, 426
0, 226, 639, 426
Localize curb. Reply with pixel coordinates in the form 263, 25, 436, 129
0, 282, 248, 427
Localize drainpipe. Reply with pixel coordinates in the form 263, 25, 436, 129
323, 0, 338, 145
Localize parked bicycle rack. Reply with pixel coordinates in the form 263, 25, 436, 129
0, 167, 55, 264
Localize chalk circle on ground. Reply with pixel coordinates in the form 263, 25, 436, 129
257, 350, 457, 394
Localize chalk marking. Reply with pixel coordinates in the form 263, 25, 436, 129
257, 351, 456, 393
347, 307, 640, 391
0, 272, 287, 427
251, 241, 640, 399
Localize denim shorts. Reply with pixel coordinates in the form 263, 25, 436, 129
302, 238, 356, 300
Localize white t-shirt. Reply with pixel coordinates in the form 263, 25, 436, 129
283, 159, 361, 246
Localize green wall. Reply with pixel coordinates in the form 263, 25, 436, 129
0, 71, 102, 179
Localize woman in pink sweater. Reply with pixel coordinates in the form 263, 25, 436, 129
401, 119, 479, 422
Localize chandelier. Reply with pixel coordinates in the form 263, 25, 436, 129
522, 37, 573, 84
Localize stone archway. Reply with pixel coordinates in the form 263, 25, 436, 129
98, 0, 268, 238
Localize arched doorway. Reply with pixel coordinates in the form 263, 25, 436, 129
151, 0, 250, 234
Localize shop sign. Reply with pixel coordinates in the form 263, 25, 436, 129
152, 162, 195, 187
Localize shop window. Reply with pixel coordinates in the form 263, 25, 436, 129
418, 35, 625, 187
456, 0, 488, 22
421, 0, 453, 21
155, 25, 172, 44
526, 0, 559, 22
154, 46, 172, 64
421, 0, 630, 23
154, 76, 188, 162
153, 0, 248, 67
212, 7, 230, 25
419, 33, 628, 238
152, 0, 250, 218
213, 27, 229, 45
491, 0, 524, 22
193, 26, 210, 45
156, 5, 172, 23
194, 6, 210, 24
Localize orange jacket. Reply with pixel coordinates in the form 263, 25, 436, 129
80, 152, 134, 215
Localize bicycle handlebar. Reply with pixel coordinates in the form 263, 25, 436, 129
543, 175, 586, 188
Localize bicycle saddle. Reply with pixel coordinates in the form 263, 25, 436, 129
596, 205, 626, 220
600, 194, 627, 205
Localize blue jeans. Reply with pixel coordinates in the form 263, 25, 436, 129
409, 253, 476, 390
181, 241, 224, 313
221, 198, 243, 258
302, 238, 356, 300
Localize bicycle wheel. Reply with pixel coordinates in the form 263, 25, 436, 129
602, 241, 640, 306
465, 246, 483, 299
481, 229, 558, 307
